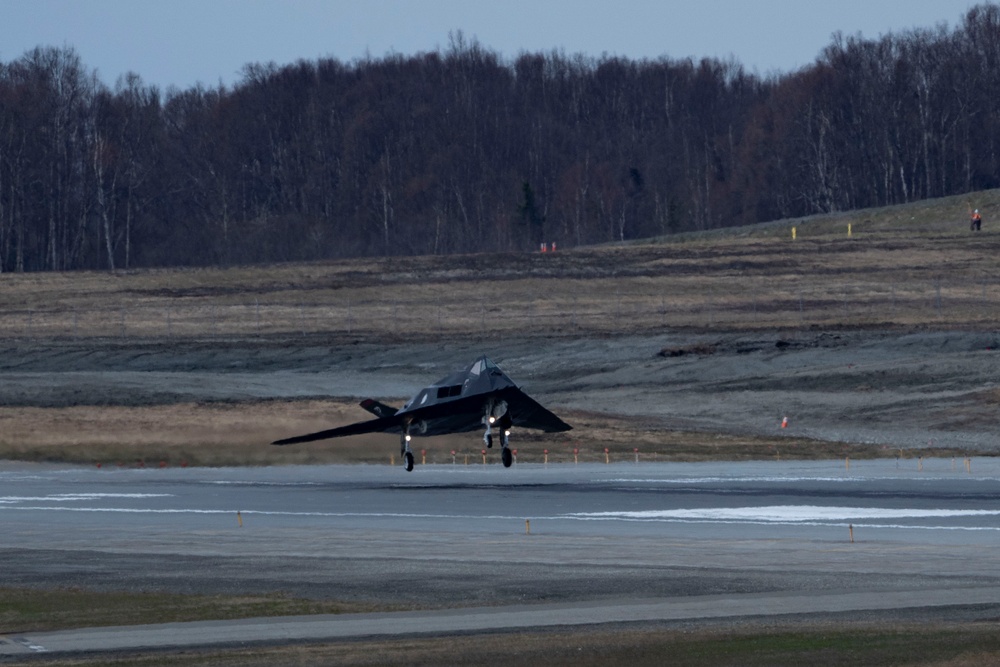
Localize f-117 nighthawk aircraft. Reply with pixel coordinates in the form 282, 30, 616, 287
272, 356, 572, 471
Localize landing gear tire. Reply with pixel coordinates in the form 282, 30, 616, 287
501, 447, 512, 468
485, 433, 493, 448
403, 451, 414, 472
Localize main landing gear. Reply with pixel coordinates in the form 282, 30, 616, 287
485, 429, 513, 468
483, 400, 513, 468
400, 429, 414, 472
501, 445, 513, 468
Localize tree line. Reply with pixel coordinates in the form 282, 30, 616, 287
2, 4, 1000, 272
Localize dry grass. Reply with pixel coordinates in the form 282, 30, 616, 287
0, 401, 964, 467
0, 586, 400, 635
0, 189, 999, 341
0, 400, 412, 467
4, 621, 1000, 666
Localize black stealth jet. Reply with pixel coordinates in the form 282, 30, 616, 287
272, 355, 571, 471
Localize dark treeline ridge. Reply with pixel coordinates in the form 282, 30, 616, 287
3, 5, 1000, 272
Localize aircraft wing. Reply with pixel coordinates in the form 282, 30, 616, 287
272, 387, 570, 446
502, 387, 573, 433
271, 414, 402, 445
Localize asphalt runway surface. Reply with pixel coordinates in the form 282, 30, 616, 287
3, 458, 1000, 655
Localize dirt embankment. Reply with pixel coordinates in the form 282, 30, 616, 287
0, 329, 997, 456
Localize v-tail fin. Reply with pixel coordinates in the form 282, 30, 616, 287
360, 398, 398, 418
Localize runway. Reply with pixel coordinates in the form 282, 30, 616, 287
2, 458, 1000, 654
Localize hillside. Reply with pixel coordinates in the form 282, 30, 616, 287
1, 188, 999, 343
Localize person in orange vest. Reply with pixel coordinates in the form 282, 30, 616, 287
971, 208, 982, 231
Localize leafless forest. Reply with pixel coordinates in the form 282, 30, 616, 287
2, 4, 1000, 272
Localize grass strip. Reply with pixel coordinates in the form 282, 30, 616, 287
0, 586, 401, 634
4, 623, 1000, 666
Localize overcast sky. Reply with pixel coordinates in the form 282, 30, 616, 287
0, 0, 981, 91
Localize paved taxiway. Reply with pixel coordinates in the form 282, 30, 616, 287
2, 459, 1000, 654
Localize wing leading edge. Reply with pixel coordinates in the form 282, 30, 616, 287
501, 387, 572, 433
271, 414, 402, 445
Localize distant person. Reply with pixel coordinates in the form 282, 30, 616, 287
971, 208, 983, 231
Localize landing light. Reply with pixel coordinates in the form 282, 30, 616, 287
405, 435, 412, 442
504, 430, 511, 437
488, 416, 496, 424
